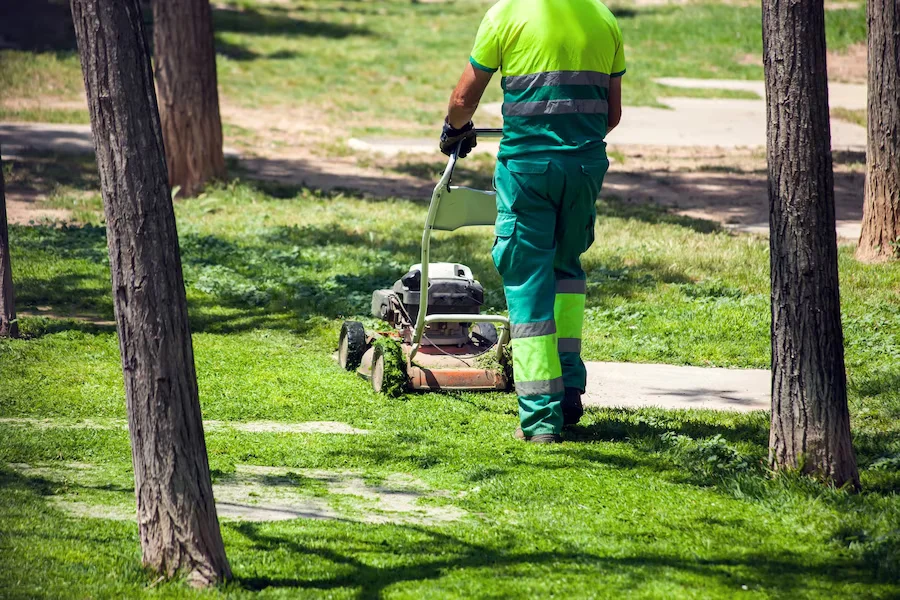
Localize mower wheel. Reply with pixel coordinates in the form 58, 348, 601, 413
472, 322, 499, 347
338, 321, 367, 371
370, 339, 407, 397
371, 351, 386, 393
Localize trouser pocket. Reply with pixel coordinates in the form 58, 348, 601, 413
491, 211, 517, 277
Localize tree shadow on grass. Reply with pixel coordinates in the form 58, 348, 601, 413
229, 520, 880, 597
568, 407, 770, 447
211, 5, 372, 39
5, 151, 101, 195
214, 39, 304, 62
14, 273, 113, 318
602, 168, 864, 234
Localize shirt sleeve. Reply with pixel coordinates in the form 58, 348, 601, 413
611, 21, 626, 77
469, 13, 501, 73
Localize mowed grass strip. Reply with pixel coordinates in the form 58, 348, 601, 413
1, 151, 899, 596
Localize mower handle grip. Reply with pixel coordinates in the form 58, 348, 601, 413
449, 128, 502, 162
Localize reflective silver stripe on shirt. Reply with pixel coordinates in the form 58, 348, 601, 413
511, 320, 556, 339
516, 377, 565, 397
556, 279, 587, 294
558, 338, 582, 353
504, 71, 611, 91
503, 99, 609, 117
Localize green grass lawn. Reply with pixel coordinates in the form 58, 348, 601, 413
1, 151, 899, 597
0, 0, 867, 135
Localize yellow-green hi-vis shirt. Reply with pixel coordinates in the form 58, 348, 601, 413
469, 0, 625, 159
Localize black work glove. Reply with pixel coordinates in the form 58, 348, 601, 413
440, 119, 477, 158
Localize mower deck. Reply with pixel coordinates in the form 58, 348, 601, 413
357, 341, 508, 392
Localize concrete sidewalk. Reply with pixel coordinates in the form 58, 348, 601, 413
583, 361, 770, 412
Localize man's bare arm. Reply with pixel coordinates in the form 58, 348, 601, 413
607, 76, 622, 133
447, 63, 494, 128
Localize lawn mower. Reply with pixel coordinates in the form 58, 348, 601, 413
337, 129, 512, 394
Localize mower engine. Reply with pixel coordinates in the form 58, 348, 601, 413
371, 263, 485, 346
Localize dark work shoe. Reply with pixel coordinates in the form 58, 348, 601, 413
514, 427, 562, 444
562, 387, 584, 426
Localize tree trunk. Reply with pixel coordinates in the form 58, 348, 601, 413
152, 0, 225, 198
856, 0, 900, 261
762, 0, 860, 489
0, 154, 18, 339
70, 0, 231, 585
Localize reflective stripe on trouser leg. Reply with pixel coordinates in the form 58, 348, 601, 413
555, 279, 587, 392
510, 320, 564, 435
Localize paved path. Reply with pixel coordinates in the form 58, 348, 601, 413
583, 361, 770, 412
598, 97, 866, 149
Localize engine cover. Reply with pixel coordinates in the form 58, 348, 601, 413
394, 263, 483, 322
371, 263, 484, 327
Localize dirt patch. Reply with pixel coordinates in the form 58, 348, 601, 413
5, 192, 72, 225
828, 43, 867, 84
1, 97, 88, 112
219, 102, 434, 199
221, 103, 332, 139
737, 42, 866, 83
602, 165, 864, 239
601, 144, 865, 239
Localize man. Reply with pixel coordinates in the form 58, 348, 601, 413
440, 0, 625, 443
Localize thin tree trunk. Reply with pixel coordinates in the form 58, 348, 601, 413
70, 0, 231, 585
762, 0, 860, 489
152, 0, 225, 198
0, 154, 18, 339
857, 0, 900, 261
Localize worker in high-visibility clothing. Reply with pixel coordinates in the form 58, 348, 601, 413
440, 0, 625, 443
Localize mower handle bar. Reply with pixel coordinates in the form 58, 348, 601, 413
408, 128, 506, 361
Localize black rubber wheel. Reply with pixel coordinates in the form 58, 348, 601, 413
472, 322, 499, 347
338, 321, 366, 371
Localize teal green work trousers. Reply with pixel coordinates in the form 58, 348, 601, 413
492, 155, 608, 436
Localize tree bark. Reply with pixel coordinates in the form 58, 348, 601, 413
70, 0, 231, 585
856, 0, 900, 261
152, 0, 225, 198
0, 154, 18, 339
762, 0, 860, 489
